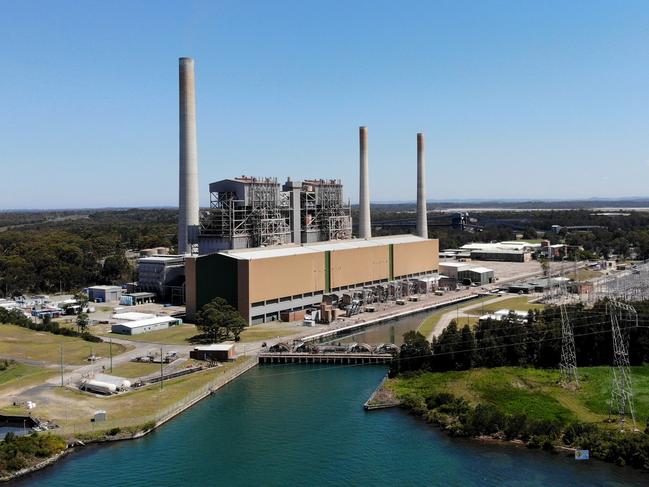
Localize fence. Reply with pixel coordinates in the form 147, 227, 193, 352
56, 356, 257, 438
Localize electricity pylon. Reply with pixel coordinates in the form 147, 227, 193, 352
559, 302, 579, 388
607, 300, 637, 430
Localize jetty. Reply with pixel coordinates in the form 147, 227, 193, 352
259, 352, 393, 364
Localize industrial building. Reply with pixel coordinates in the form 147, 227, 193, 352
189, 344, 237, 362
438, 262, 471, 280
137, 255, 186, 304
87, 285, 123, 303
197, 177, 352, 253
457, 266, 495, 285
111, 316, 182, 335
167, 58, 439, 322
186, 235, 438, 324
119, 292, 156, 306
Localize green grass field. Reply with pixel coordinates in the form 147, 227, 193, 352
0, 324, 131, 365
104, 322, 304, 345
0, 362, 56, 395
104, 324, 200, 345
465, 296, 545, 316
418, 296, 503, 337
238, 325, 302, 343
389, 365, 649, 429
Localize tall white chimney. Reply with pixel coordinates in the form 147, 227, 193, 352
416, 132, 428, 239
178, 57, 199, 255
358, 126, 371, 239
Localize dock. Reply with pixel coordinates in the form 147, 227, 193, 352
258, 352, 393, 364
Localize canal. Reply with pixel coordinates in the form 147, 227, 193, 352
17, 365, 647, 486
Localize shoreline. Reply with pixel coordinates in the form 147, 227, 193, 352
1, 357, 258, 483
302, 293, 483, 343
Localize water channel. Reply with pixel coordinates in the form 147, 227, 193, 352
17, 362, 648, 486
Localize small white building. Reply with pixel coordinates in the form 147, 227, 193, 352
111, 312, 155, 321
111, 316, 182, 335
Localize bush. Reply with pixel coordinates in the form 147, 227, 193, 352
0, 433, 67, 475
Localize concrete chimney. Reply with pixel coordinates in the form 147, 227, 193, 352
178, 57, 199, 255
416, 132, 428, 239
358, 126, 371, 239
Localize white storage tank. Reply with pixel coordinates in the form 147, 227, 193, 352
83, 379, 117, 395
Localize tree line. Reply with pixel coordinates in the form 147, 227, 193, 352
391, 300, 649, 376
0, 209, 177, 297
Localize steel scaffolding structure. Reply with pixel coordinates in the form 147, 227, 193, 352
559, 302, 579, 388
199, 176, 352, 251
301, 179, 352, 242
607, 300, 638, 429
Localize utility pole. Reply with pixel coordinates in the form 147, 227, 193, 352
160, 347, 164, 390
109, 338, 113, 373
60, 345, 64, 387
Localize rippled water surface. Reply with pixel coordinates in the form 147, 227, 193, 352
17, 365, 648, 486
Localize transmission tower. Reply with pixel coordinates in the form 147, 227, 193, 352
607, 300, 638, 430
559, 302, 579, 388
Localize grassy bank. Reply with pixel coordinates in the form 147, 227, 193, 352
417, 296, 506, 337
0, 362, 56, 396
388, 365, 649, 469
103, 322, 304, 345
0, 324, 131, 365
389, 365, 649, 427
0, 433, 67, 479
464, 296, 545, 315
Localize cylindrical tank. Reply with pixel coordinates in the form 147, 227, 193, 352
83, 379, 117, 395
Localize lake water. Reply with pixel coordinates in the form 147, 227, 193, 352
16, 365, 648, 486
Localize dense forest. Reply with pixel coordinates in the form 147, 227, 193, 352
3, 206, 649, 297
0, 209, 176, 296
368, 206, 649, 260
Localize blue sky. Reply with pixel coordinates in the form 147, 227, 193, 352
2, 0, 649, 209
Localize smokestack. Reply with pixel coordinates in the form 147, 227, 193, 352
416, 132, 428, 239
358, 126, 371, 239
178, 57, 199, 255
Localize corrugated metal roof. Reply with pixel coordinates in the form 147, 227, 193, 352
222, 235, 428, 260
114, 316, 179, 329
194, 343, 235, 351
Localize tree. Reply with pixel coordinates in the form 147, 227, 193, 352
76, 313, 89, 333
102, 252, 130, 284
73, 290, 89, 310
391, 331, 431, 375
196, 297, 247, 342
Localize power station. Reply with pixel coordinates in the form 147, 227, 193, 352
139, 57, 440, 322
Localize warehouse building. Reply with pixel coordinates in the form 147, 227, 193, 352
111, 316, 182, 335
457, 266, 495, 285
438, 262, 471, 280
87, 285, 123, 303
137, 255, 186, 304
186, 235, 439, 324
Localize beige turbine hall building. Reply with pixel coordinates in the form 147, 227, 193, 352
186, 235, 439, 324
